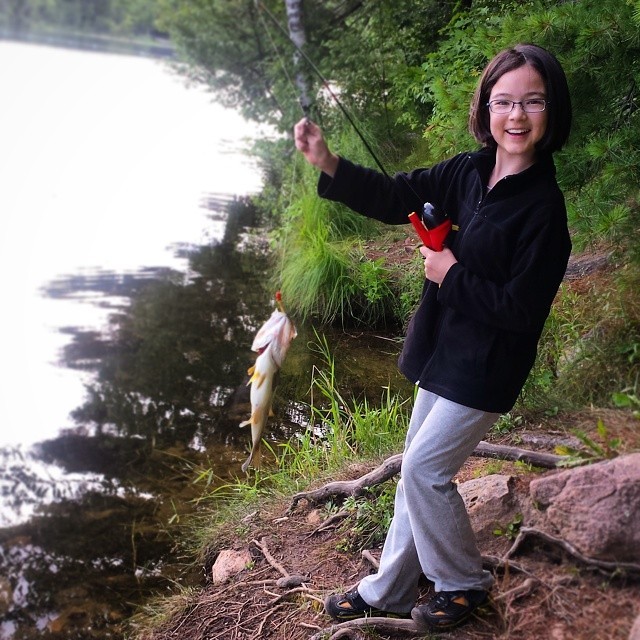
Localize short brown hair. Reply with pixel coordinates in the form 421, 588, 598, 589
468, 44, 572, 153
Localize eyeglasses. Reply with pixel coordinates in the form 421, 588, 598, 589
487, 99, 548, 114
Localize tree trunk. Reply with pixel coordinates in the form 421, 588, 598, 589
284, 0, 312, 113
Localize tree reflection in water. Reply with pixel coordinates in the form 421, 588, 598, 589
0, 196, 303, 639
0, 195, 410, 638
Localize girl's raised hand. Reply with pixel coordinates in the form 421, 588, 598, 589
293, 118, 339, 177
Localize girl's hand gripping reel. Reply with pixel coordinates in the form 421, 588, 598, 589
408, 202, 452, 252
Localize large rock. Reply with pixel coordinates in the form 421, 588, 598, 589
459, 474, 517, 538
528, 453, 640, 563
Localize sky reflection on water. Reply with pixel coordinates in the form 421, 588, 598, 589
0, 41, 262, 447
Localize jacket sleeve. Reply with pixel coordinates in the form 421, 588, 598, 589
438, 205, 571, 334
318, 157, 438, 224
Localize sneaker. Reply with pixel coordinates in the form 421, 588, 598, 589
411, 589, 488, 630
324, 588, 408, 621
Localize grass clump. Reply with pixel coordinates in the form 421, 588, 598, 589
517, 261, 640, 413
179, 333, 411, 563
277, 185, 395, 326
336, 482, 398, 552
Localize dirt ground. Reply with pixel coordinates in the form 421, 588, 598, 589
135, 248, 640, 640
135, 405, 640, 640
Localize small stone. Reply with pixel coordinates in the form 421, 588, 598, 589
458, 474, 516, 538
211, 549, 252, 585
306, 509, 323, 525
276, 574, 309, 588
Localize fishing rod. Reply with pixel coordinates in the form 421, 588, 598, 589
255, 0, 391, 178
256, 1, 450, 245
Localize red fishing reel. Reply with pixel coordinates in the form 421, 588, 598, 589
408, 202, 452, 252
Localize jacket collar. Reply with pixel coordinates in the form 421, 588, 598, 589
468, 146, 556, 190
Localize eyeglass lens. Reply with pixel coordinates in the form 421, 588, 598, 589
488, 100, 547, 113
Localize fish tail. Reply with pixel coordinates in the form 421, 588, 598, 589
241, 406, 266, 473
241, 438, 262, 473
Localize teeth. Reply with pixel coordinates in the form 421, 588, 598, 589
507, 129, 528, 134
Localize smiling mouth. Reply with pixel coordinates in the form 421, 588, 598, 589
506, 129, 530, 136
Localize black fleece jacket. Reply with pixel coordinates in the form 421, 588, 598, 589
318, 147, 571, 413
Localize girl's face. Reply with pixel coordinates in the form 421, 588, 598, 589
488, 64, 548, 167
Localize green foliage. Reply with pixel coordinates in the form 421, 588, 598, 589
493, 513, 523, 540
337, 483, 397, 552
555, 418, 622, 467
156, 0, 457, 139
304, 332, 410, 459
491, 412, 524, 436
275, 128, 401, 325
277, 189, 392, 325
0, 0, 164, 38
612, 389, 640, 418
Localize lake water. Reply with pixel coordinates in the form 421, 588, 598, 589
0, 41, 262, 449
0, 40, 270, 639
0, 40, 409, 639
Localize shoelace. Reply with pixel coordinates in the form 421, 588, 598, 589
432, 592, 468, 611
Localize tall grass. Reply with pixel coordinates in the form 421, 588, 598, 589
519, 267, 640, 411
183, 333, 411, 556
275, 131, 398, 326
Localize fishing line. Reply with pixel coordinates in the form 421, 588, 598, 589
255, 0, 391, 178
255, 4, 307, 118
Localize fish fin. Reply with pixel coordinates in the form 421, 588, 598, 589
246, 365, 255, 378
239, 419, 251, 428
252, 372, 267, 388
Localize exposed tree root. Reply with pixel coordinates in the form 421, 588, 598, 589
504, 526, 640, 575
288, 443, 566, 511
308, 616, 423, 640
288, 454, 403, 512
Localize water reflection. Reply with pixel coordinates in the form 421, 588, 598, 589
0, 196, 411, 638
0, 198, 276, 638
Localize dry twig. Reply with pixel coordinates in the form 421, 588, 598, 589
361, 550, 380, 570
494, 577, 539, 604
251, 537, 290, 577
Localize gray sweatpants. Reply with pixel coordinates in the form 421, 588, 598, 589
358, 388, 499, 614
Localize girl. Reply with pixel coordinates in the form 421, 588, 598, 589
294, 43, 572, 631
